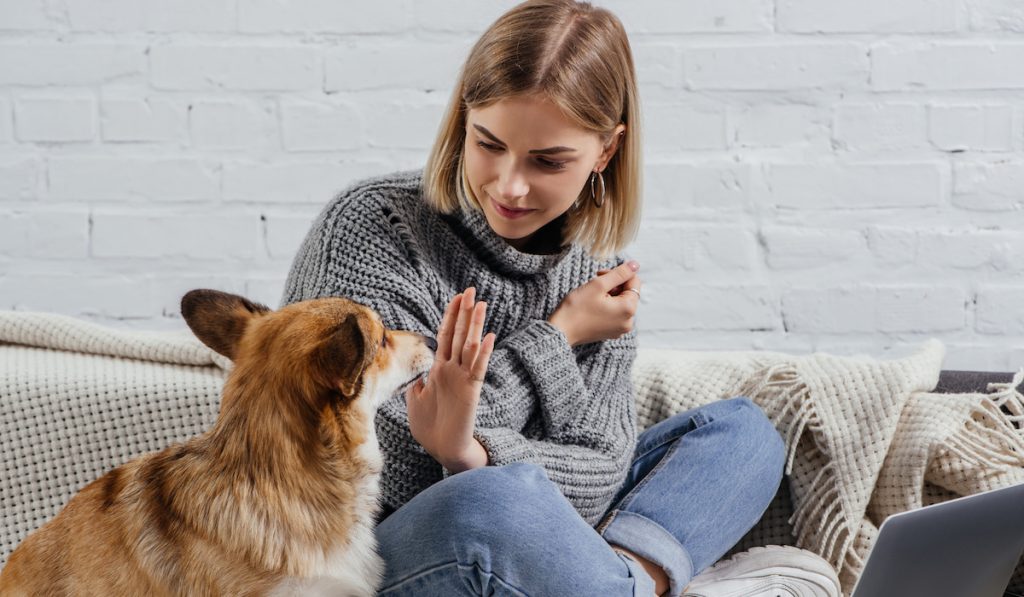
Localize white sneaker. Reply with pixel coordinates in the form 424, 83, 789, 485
682, 545, 841, 597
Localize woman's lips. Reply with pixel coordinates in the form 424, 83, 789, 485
490, 197, 536, 220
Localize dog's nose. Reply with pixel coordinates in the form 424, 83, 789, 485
424, 336, 438, 352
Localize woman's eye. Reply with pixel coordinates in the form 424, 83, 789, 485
477, 141, 566, 171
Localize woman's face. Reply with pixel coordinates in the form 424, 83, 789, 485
464, 95, 623, 252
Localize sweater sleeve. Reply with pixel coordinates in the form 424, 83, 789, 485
472, 327, 639, 526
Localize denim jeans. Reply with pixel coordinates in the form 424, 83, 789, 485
375, 396, 786, 597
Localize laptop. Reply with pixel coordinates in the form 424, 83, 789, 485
851, 481, 1024, 597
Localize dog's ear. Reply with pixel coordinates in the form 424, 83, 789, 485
316, 313, 375, 399
181, 289, 271, 360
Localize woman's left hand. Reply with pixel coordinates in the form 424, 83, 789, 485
406, 287, 495, 473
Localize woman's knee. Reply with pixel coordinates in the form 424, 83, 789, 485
713, 397, 786, 480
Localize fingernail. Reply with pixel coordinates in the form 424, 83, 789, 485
627, 260, 640, 271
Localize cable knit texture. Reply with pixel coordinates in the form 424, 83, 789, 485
279, 169, 637, 525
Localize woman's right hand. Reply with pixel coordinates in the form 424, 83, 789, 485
547, 260, 641, 347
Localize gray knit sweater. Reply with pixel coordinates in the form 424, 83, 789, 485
280, 169, 638, 526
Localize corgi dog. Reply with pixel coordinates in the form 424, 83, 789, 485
0, 289, 435, 596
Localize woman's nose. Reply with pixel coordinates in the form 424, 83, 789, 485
496, 163, 529, 199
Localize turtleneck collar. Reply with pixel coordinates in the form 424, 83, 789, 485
443, 202, 576, 277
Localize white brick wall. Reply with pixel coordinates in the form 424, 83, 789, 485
2, 0, 1023, 370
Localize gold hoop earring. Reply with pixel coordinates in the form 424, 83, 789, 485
590, 170, 605, 208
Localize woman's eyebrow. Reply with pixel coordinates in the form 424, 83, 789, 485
472, 124, 577, 155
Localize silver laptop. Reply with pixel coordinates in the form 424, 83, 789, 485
851, 481, 1024, 597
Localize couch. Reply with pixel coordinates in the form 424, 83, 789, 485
1, 312, 1022, 595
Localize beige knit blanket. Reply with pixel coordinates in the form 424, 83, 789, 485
2, 311, 1023, 595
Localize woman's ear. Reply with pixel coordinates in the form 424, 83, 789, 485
596, 123, 626, 172
180, 289, 271, 360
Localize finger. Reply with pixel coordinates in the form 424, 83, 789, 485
470, 332, 496, 384
593, 261, 639, 293
405, 377, 423, 402
620, 273, 641, 296
437, 294, 463, 361
451, 287, 476, 365
461, 301, 487, 370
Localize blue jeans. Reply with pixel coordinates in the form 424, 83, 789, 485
375, 397, 786, 597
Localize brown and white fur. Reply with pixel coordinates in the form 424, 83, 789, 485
0, 289, 434, 596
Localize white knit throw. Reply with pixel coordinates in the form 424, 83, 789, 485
2, 311, 1023, 595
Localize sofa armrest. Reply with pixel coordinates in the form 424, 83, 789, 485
935, 370, 1022, 395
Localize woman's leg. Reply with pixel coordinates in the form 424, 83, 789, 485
598, 396, 786, 597
376, 462, 656, 597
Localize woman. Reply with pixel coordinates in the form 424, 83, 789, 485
282, 1, 840, 595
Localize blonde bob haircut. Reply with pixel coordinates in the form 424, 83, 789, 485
422, 0, 642, 259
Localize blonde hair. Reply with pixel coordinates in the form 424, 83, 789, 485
422, 0, 642, 259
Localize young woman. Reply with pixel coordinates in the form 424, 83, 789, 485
282, 1, 840, 595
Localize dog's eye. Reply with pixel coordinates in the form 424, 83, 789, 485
381, 334, 388, 348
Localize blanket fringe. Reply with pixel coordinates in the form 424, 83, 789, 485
740, 362, 854, 572
942, 395, 1024, 472
986, 368, 1024, 429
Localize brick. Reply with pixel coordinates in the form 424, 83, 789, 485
91, 212, 260, 260
643, 162, 753, 215
150, 45, 320, 91
189, 100, 275, 150
644, 103, 728, 151
731, 104, 831, 148
101, 97, 185, 143
0, 98, 11, 143
761, 226, 864, 269
767, 162, 945, 209
631, 224, 758, 272
1, 0, 53, 31
778, 0, 958, 33
239, 0, 413, 33
48, 157, 219, 201
632, 44, 683, 89
686, 44, 868, 90
867, 226, 1024, 272
281, 99, 363, 152
783, 286, 964, 333
0, 275, 156, 318
0, 212, 31, 256
953, 161, 1024, 211
603, 0, 772, 33
324, 41, 468, 92
0, 44, 145, 86
976, 286, 1024, 334
223, 161, 388, 204
928, 104, 1014, 152
639, 280, 778, 331
0, 157, 41, 201
14, 95, 96, 142
29, 210, 89, 259
833, 103, 928, 151
411, 0, 519, 31
918, 228, 1024, 270
364, 100, 448, 150
967, 0, 1024, 32
66, 0, 234, 32
872, 43, 1024, 90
